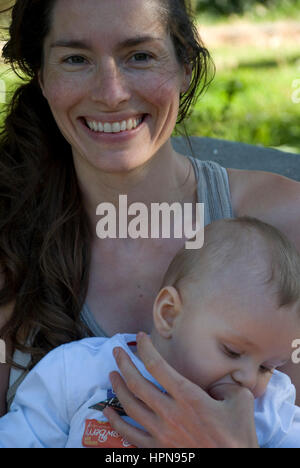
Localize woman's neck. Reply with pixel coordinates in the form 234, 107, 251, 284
73, 142, 195, 236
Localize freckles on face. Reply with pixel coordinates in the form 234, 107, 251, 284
145, 66, 182, 137
40, 70, 80, 144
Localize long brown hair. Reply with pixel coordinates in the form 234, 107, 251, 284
0, 0, 214, 369
0, 0, 92, 368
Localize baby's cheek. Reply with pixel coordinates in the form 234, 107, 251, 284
254, 374, 273, 399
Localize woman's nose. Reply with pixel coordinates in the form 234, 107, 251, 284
90, 59, 131, 108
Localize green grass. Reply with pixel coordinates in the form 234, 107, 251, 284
196, 0, 300, 25
0, 64, 23, 112
179, 45, 300, 154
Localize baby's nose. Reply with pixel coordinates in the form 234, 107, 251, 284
231, 366, 258, 393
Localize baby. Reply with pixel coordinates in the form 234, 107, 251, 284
0, 217, 300, 448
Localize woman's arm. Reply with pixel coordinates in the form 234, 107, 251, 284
104, 333, 259, 448
228, 169, 300, 252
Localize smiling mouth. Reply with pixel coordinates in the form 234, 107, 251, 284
82, 115, 146, 134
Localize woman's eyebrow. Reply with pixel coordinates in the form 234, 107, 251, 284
50, 35, 164, 50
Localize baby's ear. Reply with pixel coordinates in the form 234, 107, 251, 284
152, 286, 182, 339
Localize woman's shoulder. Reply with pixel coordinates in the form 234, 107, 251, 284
227, 168, 300, 250
228, 165, 298, 197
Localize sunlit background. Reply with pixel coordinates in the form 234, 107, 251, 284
184, 0, 300, 154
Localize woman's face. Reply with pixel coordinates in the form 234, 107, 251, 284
39, 0, 190, 173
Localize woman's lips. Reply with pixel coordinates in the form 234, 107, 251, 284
83, 115, 145, 134
78, 114, 148, 142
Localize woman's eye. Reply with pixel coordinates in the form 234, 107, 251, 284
63, 55, 87, 65
131, 53, 152, 63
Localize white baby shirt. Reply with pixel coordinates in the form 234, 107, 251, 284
0, 334, 299, 448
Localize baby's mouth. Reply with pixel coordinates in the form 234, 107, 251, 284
207, 382, 241, 401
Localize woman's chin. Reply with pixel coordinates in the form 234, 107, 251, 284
74, 149, 152, 174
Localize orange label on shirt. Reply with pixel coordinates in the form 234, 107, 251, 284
82, 419, 136, 448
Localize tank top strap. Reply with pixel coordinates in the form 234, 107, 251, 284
80, 303, 108, 338
7, 349, 31, 410
187, 157, 234, 225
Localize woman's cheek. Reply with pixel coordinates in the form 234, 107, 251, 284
139, 66, 182, 108
42, 68, 85, 106
155, 77, 181, 109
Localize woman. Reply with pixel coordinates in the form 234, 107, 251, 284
0, 0, 299, 447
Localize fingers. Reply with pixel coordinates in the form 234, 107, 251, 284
136, 332, 193, 396
210, 383, 255, 410
103, 407, 152, 448
226, 386, 255, 412
135, 333, 212, 405
208, 383, 246, 401
111, 348, 173, 424
109, 368, 156, 422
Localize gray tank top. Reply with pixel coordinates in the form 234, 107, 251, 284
6, 157, 233, 408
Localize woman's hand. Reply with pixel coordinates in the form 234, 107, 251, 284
103, 333, 259, 448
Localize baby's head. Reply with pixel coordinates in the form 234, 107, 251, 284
150, 217, 300, 399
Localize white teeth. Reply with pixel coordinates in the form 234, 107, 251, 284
112, 122, 121, 133
86, 117, 142, 133
104, 123, 112, 133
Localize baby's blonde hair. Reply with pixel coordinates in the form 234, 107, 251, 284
161, 217, 300, 308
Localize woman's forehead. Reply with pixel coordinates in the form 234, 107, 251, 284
48, 0, 166, 41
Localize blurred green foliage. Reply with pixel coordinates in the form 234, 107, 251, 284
180, 50, 300, 153
192, 0, 300, 16
184, 0, 300, 153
